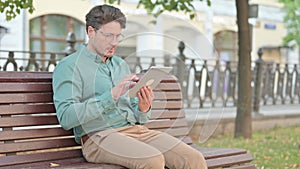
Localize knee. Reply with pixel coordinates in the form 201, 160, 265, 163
140, 153, 165, 169
186, 150, 207, 169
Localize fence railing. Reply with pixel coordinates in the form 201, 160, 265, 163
0, 50, 66, 72
0, 41, 299, 112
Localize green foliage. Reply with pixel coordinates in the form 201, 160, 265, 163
278, 0, 300, 47
104, 0, 211, 20
1, 0, 212, 21
200, 125, 300, 168
0, 0, 34, 21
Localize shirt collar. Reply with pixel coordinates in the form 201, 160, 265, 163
79, 44, 112, 64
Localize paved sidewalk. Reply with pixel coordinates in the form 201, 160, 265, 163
184, 104, 300, 122
184, 104, 300, 141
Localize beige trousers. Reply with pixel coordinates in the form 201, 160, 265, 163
81, 125, 207, 169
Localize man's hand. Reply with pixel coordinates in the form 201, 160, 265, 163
137, 86, 154, 113
111, 75, 139, 100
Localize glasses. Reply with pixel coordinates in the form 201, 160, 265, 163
98, 30, 124, 43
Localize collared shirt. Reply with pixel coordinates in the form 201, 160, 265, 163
52, 45, 151, 144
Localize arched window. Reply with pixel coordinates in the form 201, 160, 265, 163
214, 30, 238, 61
30, 14, 86, 56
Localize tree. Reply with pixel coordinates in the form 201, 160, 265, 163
234, 0, 252, 138
1, 0, 253, 139
278, 0, 300, 61
106, 0, 210, 20
0, 0, 34, 21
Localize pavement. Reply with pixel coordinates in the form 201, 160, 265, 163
184, 103, 300, 141
184, 103, 300, 122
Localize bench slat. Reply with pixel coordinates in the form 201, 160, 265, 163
0, 156, 125, 169
0, 157, 85, 169
0, 83, 52, 93
0, 104, 55, 115
0, 149, 82, 167
158, 75, 178, 83
155, 83, 180, 91
207, 148, 248, 159
206, 153, 254, 169
156, 127, 189, 137
150, 110, 185, 119
0, 115, 58, 127
55, 161, 126, 169
153, 91, 182, 100
0, 71, 52, 82
192, 146, 248, 159
0, 115, 188, 129
152, 101, 183, 109
0, 139, 78, 154
4, 157, 126, 169
0, 128, 72, 141
224, 164, 256, 169
145, 118, 187, 129
181, 136, 193, 145
0, 93, 53, 104
1, 105, 183, 117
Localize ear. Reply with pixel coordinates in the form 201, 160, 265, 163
87, 26, 95, 38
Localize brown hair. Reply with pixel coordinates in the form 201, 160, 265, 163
85, 4, 126, 33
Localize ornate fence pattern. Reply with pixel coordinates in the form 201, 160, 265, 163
0, 42, 299, 112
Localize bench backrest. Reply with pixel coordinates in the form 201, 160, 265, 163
0, 71, 190, 167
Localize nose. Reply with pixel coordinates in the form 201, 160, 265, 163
110, 36, 119, 46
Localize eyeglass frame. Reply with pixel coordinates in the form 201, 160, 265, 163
93, 27, 124, 43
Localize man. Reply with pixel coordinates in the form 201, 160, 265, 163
52, 4, 207, 169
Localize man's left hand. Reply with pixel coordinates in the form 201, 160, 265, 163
137, 86, 153, 113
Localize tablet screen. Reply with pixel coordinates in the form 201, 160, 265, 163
128, 66, 173, 98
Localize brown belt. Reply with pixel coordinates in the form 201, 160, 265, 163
81, 131, 99, 144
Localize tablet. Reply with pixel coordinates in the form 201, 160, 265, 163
128, 66, 173, 98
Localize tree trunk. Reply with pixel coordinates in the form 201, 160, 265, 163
298, 47, 300, 65
234, 0, 252, 138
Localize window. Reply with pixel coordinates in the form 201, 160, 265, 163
214, 31, 238, 61
30, 14, 86, 59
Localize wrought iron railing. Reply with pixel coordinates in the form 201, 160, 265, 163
0, 50, 66, 71
0, 42, 299, 112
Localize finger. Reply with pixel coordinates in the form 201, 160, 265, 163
137, 91, 143, 101
127, 74, 138, 81
143, 86, 153, 101
120, 74, 136, 83
143, 87, 154, 104
146, 86, 154, 98
141, 87, 150, 101
131, 76, 139, 82
120, 75, 137, 86
128, 81, 136, 89
122, 75, 139, 88
140, 87, 147, 100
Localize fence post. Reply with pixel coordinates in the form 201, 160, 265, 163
176, 41, 186, 81
253, 48, 264, 113
3, 51, 18, 71
25, 53, 39, 71
175, 41, 187, 101
164, 54, 170, 67
63, 32, 76, 56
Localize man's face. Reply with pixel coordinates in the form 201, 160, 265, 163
87, 21, 123, 58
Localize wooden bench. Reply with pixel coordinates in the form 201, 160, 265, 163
0, 71, 255, 169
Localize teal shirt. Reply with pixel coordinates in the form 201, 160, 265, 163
52, 45, 151, 144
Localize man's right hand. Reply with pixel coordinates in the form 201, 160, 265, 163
111, 74, 139, 100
